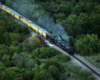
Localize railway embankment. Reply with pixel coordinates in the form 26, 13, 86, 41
49, 44, 100, 80
11, 10, 100, 80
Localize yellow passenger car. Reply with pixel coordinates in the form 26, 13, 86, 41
20, 18, 28, 24
1, 7, 6, 11
27, 23, 31, 27
39, 29, 46, 37
1, 7, 11, 14
15, 15, 19, 19
31, 25, 39, 32
6, 9, 10, 14
10, 12, 15, 17
39, 29, 43, 35
43, 33, 46, 37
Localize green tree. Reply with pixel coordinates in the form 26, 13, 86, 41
23, 70, 34, 80
2, 54, 11, 62
9, 33, 20, 42
0, 45, 9, 56
33, 70, 51, 80
74, 34, 99, 56
89, 47, 94, 56
9, 46, 19, 55
30, 40, 40, 49
93, 5, 100, 13
14, 26, 29, 35
0, 0, 6, 3
67, 14, 77, 27
58, 54, 70, 62
0, 61, 5, 70
16, 61, 23, 69
88, 75, 95, 80
79, 70, 92, 79
11, 41, 20, 46
13, 76, 23, 80
44, 59, 65, 73
12, 52, 29, 65
25, 59, 37, 69
39, 47, 51, 58
5, 0, 13, 7
3, 32, 11, 45
48, 65, 60, 80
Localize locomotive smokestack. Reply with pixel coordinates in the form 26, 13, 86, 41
12, 0, 69, 44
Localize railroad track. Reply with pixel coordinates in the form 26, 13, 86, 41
13, 14, 100, 79
72, 55, 100, 77
45, 36, 100, 78
1, 2, 99, 79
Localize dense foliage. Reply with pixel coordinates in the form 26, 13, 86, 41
0, 9, 95, 80
33, 0, 100, 56
0, 11, 30, 46
85, 54, 100, 68
0, 0, 6, 3
4, 0, 100, 56
74, 34, 100, 56
33, 0, 100, 37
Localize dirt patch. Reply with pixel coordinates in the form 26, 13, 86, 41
23, 34, 38, 44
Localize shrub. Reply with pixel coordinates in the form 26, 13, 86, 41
79, 70, 92, 79
48, 65, 60, 80
30, 40, 40, 49
58, 54, 70, 62
74, 34, 99, 56
33, 70, 51, 80
96, 59, 100, 62
88, 75, 95, 80
44, 59, 66, 73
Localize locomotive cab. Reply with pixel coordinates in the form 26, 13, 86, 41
65, 45, 74, 55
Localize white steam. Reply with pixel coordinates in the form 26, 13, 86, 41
12, 0, 69, 44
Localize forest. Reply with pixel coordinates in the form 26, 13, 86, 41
0, 2, 95, 80
2, 0, 100, 56
32, 0, 100, 56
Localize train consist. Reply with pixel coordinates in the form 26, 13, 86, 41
0, 2, 74, 55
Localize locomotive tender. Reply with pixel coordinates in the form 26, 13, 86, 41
0, 2, 74, 55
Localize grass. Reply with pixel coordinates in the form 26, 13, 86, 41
60, 62, 95, 80
85, 53, 100, 68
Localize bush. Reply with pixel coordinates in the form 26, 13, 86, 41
44, 59, 66, 73
58, 54, 70, 62
74, 34, 99, 56
30, 40, 40, 49
32, 48, 40, 59
96, 59, 100, 62
48, 65, 60, 80
32, 47, 59, 59
23, 70, 34, 80
33, 70, 51, 80
88, 75, 95, 80
79, 70, 92, 79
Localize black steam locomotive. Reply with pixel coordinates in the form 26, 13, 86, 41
0, 2, 74, 55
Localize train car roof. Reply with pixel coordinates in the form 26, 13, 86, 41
30, 21, 47, 33
2, 4, 21, 17
1, 3, 50, 35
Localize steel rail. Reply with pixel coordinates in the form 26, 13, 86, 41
11, 11, 100, 78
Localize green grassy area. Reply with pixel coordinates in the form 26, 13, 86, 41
60, 62, 95, 80
85, 53, 100, 68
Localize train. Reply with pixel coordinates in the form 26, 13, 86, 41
0, 2, 74, 55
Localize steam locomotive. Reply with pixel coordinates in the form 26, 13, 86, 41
0, 2, 74, 55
